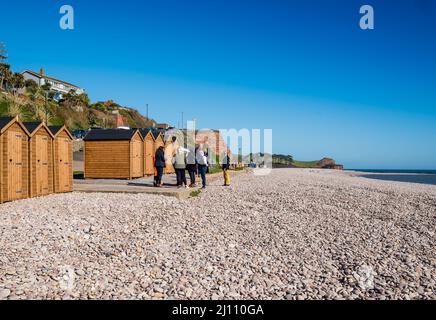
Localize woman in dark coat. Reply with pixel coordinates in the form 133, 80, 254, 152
154, 146, 166, 187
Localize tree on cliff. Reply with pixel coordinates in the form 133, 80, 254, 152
10, 72, 25, 97
0, 63, 10, 91
0, 42, 6, 60
61, 89, 90, 110
0, 43, 12, 92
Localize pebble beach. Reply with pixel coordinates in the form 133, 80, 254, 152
0, 169, 435, 300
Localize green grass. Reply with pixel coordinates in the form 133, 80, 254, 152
19, 104, 37, 122
291, 160, 319, 168
0, 99, 9, 115
49, 117, 65, 126
190, 189, 201, 197
207, 165, 223, 174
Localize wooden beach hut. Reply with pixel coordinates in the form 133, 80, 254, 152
139, 128, 155, 176
84, 129, 144, 179
0, 116, 31, 203
23, 122, 54, 198
48, 125, 73, 193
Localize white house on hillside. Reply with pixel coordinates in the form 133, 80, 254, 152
21, 68, 84, 100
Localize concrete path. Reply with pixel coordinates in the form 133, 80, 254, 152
74, 183, 193, 199
74, 170, 246, 199
74, 174, 191, 199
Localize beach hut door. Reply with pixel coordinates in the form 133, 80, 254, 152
132, 140, 142, 177
145, 139, 154, 174
7, 131, 23, 200
58, 138, 71, 191
36, 135, 49, 195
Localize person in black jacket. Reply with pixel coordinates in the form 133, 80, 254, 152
186, 147, 197, 187
154, 146, 166, 187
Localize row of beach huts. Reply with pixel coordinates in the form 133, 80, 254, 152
0, 116, 73, 203
0, 116, 179, 203
83, 127, 175, 179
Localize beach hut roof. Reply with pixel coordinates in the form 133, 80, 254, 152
48, 125, 64, 136
151, 129, 163, 140
139, 128, 153, 139
0, 117, 15, 129
0, 116, 31, 135
24, 122, 55, 138
48, 125, 73, 139
0, 117, 15, 131
23, 122, 42, 134
84, 128, 141, 141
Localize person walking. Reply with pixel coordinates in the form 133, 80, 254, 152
173, 146, 189, 188
154, 145, 165, 187
222, 149, 231, 186
186, 146, 197, 187
196, 145, 208, 189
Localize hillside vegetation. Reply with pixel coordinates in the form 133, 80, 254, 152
0, 45, 155, 130
0, 90, 155, 130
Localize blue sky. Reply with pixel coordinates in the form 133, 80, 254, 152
1, 0, 435, 168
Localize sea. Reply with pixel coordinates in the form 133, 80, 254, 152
346, 169, 436, 186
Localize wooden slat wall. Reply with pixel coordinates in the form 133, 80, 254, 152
1, 122, 29, 203
85, 140, 131, 178
29, 127, 54, 197
154, 136, 164, 153
48, 134, 54, 193
29, 132, 36, 197
144, 134, 154, 175
53, 130, 73, 193
65, 131, 73, 192
1, 130, 8, 202
130, 132, 144, 178
0, 130, 2, 203
154, 135, 164, 152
